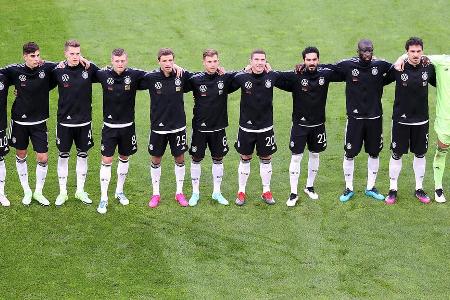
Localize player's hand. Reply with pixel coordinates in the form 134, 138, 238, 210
38, 59, 45, 67
79, 56, 91, 69
244, 64, 252, 73
217, 66, 225, 75
14, 89, 18, 97
56, 60, 66, 69
265, 63, 272, 72
421, 55, 431, 67
394, 57, 405, 71
295, 63, 306, 74
173, 64, 184, 77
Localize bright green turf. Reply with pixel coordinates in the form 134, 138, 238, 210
0, 0, 449, 298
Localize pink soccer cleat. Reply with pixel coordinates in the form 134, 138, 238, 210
175, 193, 188, 207
148, 195, 161, 208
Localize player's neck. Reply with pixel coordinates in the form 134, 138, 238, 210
407, 59, 419, 67
67, 61, 79, 67
25, 62, 36, 69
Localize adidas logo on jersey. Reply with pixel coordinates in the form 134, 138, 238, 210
108, 115, 112, 119
301, 117, 306, 121
247, 120, 252, 125
21, 114, 27, 118
353, 109, 358, 114
132, 146, 137, 150
401, 114, 406, 118
88, 141, 91, 145
159, 122, 164, 127
201, 123, 206, 127
66, 115, 71, 120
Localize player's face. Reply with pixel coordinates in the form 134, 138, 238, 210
250, 53, 266, 74
407, 44, 423, 65
23, 50, 41, 68
203, 54, 219, 74
65, 46, 81, 66
111, 54, 128, 74
358, 47, 373, 61
159, 54, 174, 74
304, 52, 319, 71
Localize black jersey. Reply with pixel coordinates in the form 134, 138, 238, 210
385, 61, 436, 123
96, 67, 146, 125
0, 62, 57, 123
139, 69, 192, 132
277, 66, 343, 126
230, 71, 283, 131
186, 71, 237, 131
0, 73, 10, 129
52, 62, 100, 124
331, 57, 392, 118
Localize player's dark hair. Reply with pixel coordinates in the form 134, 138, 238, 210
111, 48, 127, 57
302, 46, 320, 59
405, 37, 423, 51
64, 39, 80, 50
203, 49, 218, 59
250, 49, 266, 59
23, 42, 39, 54
158, 48, 175, 60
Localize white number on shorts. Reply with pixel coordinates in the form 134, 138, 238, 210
317, 133, 327, 144
265, 135, 275, 147
176, 134, 186, 146
0, 136, 7, 148
131, 135, 137, 145
87, 129, 92, 139
222, 136, 228, 147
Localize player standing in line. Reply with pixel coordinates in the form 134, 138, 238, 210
384, 37, 435, 204
185, 49, 240, 206
329, 39, 392, 202
52, 40, 99, 206
277, 46, 343, 206
95, 48, 146, 214
139, 48, 191, 208
0, 72, 10, 206
0, 42, 57, 206
230, 49, 285, 206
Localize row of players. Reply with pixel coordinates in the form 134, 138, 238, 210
0, 38, 449, 213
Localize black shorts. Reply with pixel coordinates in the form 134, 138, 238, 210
101, 124, 137, 157
0, 129, 10, 157
9, 120, 48, 153
289, 124, 327, 154
390, 121, 429, 156
234, 128, 277, 157
344, 117, 383, 158
56, 123, 94, 153
189, 129, 229, 159
149, 129, 187, 157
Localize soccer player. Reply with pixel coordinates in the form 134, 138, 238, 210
384, 37, 435, 204
139, 48, 192, 208
277, 47, 343, 206
0, 72, 10, 206
185, 49, 239, 206
95, 48, 146, 214
0, 42, 57, 206
330, 39, 392, 202
52, 39, 99, 206
230, 49, 285, 206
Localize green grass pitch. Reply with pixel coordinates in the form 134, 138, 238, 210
0, 0, 449, 298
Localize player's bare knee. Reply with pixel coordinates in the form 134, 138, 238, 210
119, 154, 129, 161
241, 154, 252, 161
174, 154, 184, 165
191, 156, 203, 163
36, 152, 48, 164
102, 156, 113, 165
16, 149, 27, 159
152, 156, 162, 165
437, 139, 449, 151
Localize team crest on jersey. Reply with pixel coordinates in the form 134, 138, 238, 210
124, 76, 131, 84
244, 81, 252, 89
0, 82, 4, 90
107, 78, 114, 85
371, 67, 378, 75
318, 77, 325, 86
217, 81, 224, 89
19, 75, 27, 82
39, 71, 45, 79
352, 69, 359, 77
175, 78, 182, 86
62, 74, 69, 82
401, 73, 408, 81
82, 71, 89, 79
199, 85, 207, 92
301, 79, 308, 86
155, 82, 162, 89
422, 71, 428, 80
265, 79, 272, 88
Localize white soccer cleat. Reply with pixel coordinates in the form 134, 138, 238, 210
304, 186, 319, 200
435, 189, 446, 203
55, 193, 68, 206
97, 200, 108, 214
115, 192, 129, 206
0, 194, 10, 207
33, 191, 50, 206
22, 189, 33, 206
286, 193, 298, 207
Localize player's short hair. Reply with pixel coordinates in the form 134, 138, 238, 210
405, 37, 423, 51
250, 49, 266, 59
111, 48, 127, 57
203, 49, 219, 59
64, 39, 80, 50
23, 42, 39, 54
158, 48, 175, 60
302, 46, 320, 59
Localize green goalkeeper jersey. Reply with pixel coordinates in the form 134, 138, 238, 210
429, 55, 450, 120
